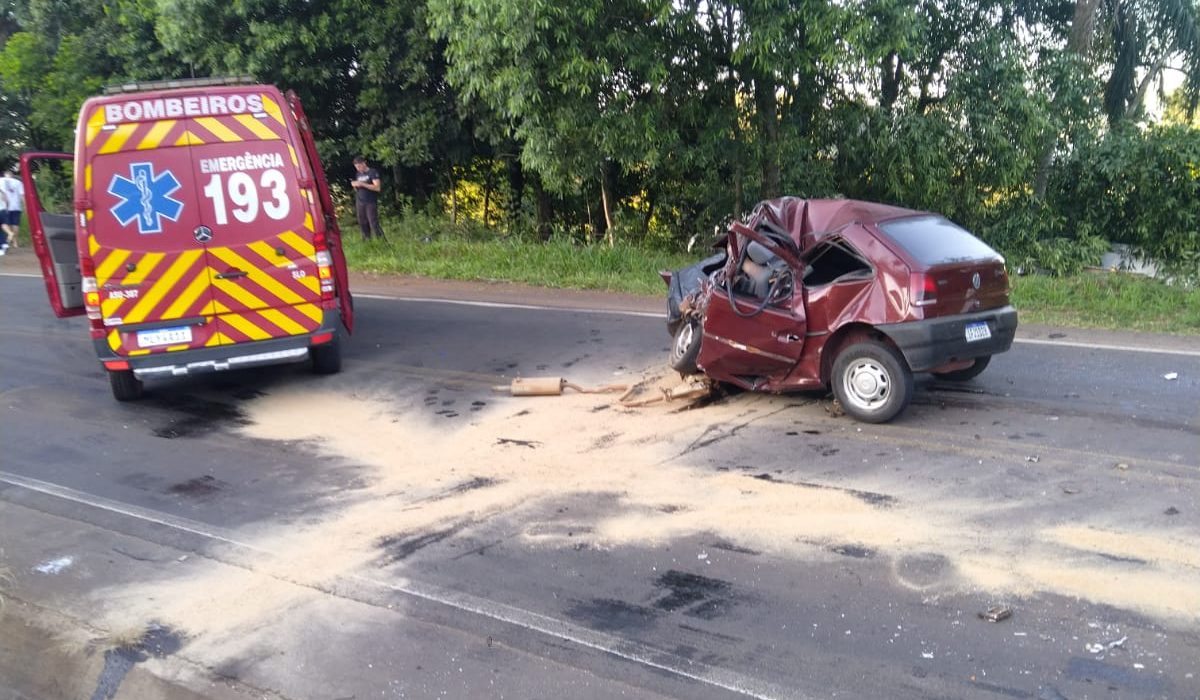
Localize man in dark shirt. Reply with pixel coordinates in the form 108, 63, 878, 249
351, 156, 383, 240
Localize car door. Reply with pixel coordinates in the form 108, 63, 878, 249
286, 89, 354, 332
697, 224, 807, 388
181, 96, 325, 345
20, 152, 83, 318
86, 115, 223, 355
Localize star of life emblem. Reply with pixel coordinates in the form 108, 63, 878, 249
108, 163, 184, 234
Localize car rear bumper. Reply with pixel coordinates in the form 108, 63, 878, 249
877, 306, 1018, 372
94, 312, 341, 378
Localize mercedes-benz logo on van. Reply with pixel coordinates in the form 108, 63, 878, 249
971, 272, 981, 289
193, 225, 213, 243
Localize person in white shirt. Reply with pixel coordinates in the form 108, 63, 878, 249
1, 170, 25, 250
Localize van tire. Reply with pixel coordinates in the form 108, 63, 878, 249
311, 338, 342, 375
108, 369, 144, 401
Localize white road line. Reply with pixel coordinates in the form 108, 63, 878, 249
1014, 337, 1200, 357
5, 272, 1194, 355
357, 293, 663, 318
0, 470, 801, 700
0, 471, 265, 552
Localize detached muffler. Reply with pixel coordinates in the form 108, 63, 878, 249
496, 377, 628, 397
494, 375, 712, 407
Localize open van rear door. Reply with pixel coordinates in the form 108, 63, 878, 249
285, 90, 354, 333
20, 152, 83, 318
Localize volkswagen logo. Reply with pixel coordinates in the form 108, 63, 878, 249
971, 272, 981, 290
193, 225, 213, 243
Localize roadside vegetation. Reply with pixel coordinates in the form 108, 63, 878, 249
4, 1, 1199, 333
342, 216, 1200, 335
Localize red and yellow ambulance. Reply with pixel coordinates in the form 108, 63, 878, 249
22, 77, 354, 400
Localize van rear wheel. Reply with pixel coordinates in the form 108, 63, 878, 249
108, 369, 144, 401
311, 338, 342, 375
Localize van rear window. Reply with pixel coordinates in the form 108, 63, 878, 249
878, 216, 1001, 265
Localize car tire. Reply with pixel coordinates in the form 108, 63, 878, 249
832, 341, 913, 423
108, 368, 144, 402
669, 318, 702, 374
311, 338, 343, 375
931, 355, 991, 381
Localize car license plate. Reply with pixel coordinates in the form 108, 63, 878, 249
964, 322, 991, 342
137, 326, 193, 348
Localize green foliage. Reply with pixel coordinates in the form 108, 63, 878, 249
1, 0, 1199, 280
1054, 124, 1200, 281
980, 195, 1110, 276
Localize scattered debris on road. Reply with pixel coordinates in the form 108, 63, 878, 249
1163, 372, 1178, 380
496, 438, 541, 449
979, 606, 1013, 623
496, 376, 628, 397
493, 373, 714, 408
33, 556, 74, 575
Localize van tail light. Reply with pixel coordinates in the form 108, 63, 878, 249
312, 230, 335, 304
910, 273, 938, 307
80, 257, 103, 322
315, 250, 335, 301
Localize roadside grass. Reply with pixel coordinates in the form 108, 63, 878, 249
1010, 272, 1200, 334
341, 214, 696, 296
353, 214, 1197, 334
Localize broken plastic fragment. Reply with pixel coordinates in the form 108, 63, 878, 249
1163, 372, 1178, 380
979, 606, 1012, 623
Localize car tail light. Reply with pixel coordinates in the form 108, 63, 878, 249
103, 360, 130, 370
310, 331, 334, 345
81, 257, 102, 322
910, 273, 937, 307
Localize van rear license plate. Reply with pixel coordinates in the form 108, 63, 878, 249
965, 322, 991, 342
137, 326, 193, 348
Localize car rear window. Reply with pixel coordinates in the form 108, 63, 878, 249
878, 215, 1001, 265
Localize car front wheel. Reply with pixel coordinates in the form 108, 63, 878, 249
669, 318, 702, 374
932, 355, 991, 381
832, 341, 913, 423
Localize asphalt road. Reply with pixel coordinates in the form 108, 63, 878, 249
0, 259, 1198, 700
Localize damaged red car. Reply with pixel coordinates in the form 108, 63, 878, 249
663, 197, 1018, 423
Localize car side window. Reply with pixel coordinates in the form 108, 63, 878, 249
802, 238, 873, 286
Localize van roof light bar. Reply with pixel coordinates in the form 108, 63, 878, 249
101, 76, 257, 96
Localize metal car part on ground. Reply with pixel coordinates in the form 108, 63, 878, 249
661, 196, 1017, 423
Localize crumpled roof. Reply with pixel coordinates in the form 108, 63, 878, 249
745, 197, 924, 248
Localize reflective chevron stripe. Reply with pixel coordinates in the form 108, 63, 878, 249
122, 250, 204, 324
136, 120, 177, 150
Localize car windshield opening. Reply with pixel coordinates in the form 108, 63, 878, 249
878, 215, 1001, 265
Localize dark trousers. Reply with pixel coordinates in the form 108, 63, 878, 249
356, 200, 382, 240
